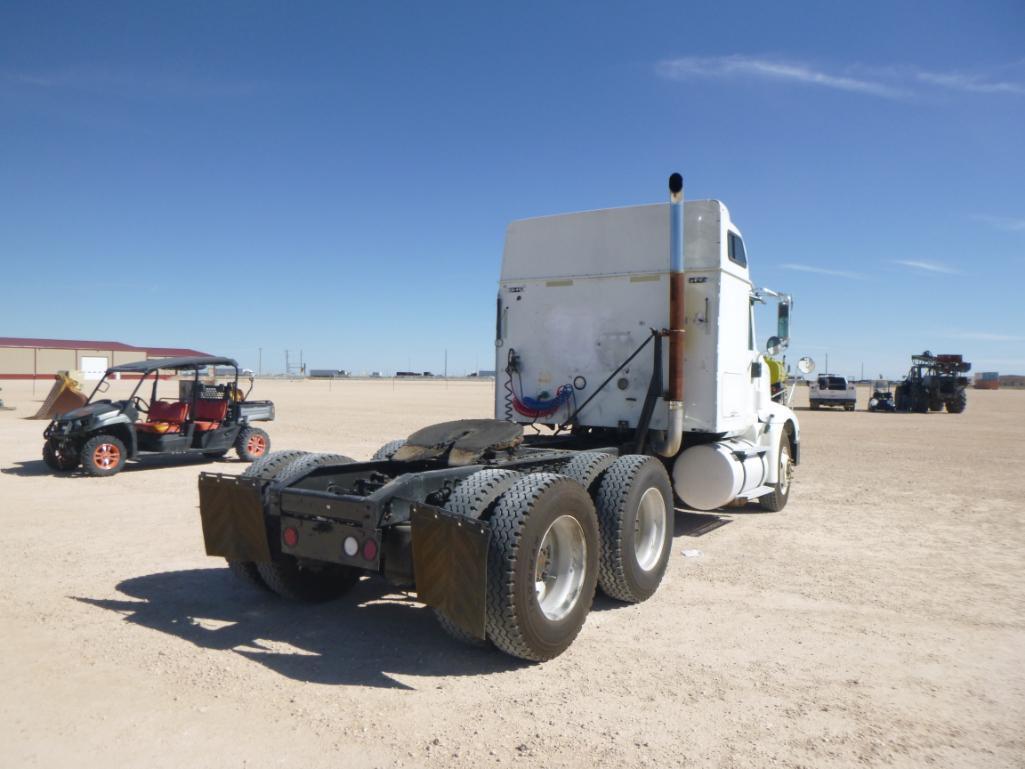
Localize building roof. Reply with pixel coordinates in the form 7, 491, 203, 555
0, 337, 209, 357
0, 337, 138, 351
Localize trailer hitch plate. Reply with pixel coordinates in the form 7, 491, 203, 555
395, 419, 522, 465
411, 503, 490, 639
198, 473, 272, 562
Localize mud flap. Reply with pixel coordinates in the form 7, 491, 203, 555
411, 504, 490, 639
197, 473, 272, 562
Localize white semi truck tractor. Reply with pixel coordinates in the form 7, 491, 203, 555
197, 173, 800, 662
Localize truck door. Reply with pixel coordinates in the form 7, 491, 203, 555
718, 270, 755, 427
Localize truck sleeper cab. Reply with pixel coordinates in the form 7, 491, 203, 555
496, 195, 799, 511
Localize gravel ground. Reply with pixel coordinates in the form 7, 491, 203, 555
1, 378, 1022, 769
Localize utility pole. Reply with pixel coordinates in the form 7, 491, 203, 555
258, 347, 262, 376
444, 349, 448, 379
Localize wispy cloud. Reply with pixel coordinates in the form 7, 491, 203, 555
656, 56, 904, 99
948, 332, 1025, 342
656, 56, 1024, 101
778, 263, 865, 279
972, 214, 1025, 232
916, 71, 1025, 95
893, 259, 961, 275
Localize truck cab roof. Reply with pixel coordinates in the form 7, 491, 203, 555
501, 200, 746, 282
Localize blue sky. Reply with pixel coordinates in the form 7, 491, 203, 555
1, 1, 1022, 377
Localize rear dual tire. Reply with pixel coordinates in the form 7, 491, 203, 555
486, 474, 600, 662
458, 457, 673, 660
594, 455, 674, 603
227, 449, 309, 591
255, 558, 359, 602
434, 468, 524, 646
227, 450, 360, 600
256, 451, 361, 601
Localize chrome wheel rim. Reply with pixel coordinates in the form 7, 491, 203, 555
535, 515, 587, 621
634, 487, 667, 571
779, 444, 793, 494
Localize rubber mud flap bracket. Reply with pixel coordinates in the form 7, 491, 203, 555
411, 503, 490, 639
197, 473, 272, 562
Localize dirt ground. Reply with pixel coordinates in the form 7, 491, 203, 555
1, 378, 1022, 769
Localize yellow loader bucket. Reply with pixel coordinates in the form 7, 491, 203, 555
30, 371, 88, 420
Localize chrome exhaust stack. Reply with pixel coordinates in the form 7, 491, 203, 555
651, 172, 685, 458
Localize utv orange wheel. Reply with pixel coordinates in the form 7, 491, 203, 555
81, 434, 128, 477
247, 433, 267, 457
94, 443, 121, 468
235, 427, 271, 462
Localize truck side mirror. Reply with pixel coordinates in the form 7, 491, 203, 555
766, 336, 782, 356
777, 301, 791, 348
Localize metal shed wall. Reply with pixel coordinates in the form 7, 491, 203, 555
0, 347, 34, 375
0, 339, 213, 379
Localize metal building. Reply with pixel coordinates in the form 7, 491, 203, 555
0, 338, 210, 380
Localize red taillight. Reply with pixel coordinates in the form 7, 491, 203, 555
282, 526, 299, 547
362, 538, 378, 561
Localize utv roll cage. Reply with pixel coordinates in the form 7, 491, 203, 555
91, 355, 246, 403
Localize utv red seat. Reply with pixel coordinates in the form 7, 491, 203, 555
137, 401, 188, 433
192, 399, 228, 431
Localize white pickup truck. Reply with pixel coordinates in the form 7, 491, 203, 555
809, 375, 857, 411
